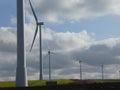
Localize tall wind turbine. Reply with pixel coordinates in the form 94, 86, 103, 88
16, 0, 28, 87
29, 0, 44, 80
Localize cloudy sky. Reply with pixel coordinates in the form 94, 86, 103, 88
0, 0, 120, 81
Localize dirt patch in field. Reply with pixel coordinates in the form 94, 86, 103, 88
70, 79, 96, 85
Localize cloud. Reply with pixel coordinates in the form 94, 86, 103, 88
0, 27, 16, 53
42, 29, 93, 51
26, 0, 120, 23
26, 26, 120, 80
0, 27, 16, 81
72, 38, 120, 65
0, 24, 120, 80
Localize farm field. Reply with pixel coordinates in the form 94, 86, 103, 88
0, 79, 74, 87
0, 79, 120, 90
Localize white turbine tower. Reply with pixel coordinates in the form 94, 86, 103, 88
16, 0, 28, 87
29, 0, 44, 80
79, 60, 82, 80
75, 59, 82, 80
47, 49, 55, 80
101, 64, 104, 80
118, 70, 120, 79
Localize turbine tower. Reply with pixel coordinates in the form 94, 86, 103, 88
119, 70, 120, 79
47, 49, 55, 80
79, 60, 82, 80
29, 0, 44, 80
101, 64, 104, 80
118, 70, 120, 79
16, 0, 28, 87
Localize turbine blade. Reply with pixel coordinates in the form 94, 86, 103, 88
51, 52, 56, 55
48, 50, 56, 55
29, 0, 38, 22
30, 25, 39, 52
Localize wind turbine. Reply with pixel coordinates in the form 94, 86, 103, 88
47, 49, 55, 80
101, 64, 104, 80
118, 70, 120, 79
29, 0, 44, 80
16, 0, 28, 87
79, 60, 82, 80
74, 58, 82, 80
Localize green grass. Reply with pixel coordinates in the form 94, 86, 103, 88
0, 81, 15, 87
0, 79, 120, 87
28, 79, 74, 86
0, 79, 73, 87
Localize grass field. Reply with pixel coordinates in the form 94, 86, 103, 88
28, 79, 74, 86
0, 79, 120, 87
0, 81, 15, 87
0, 79, 73, 87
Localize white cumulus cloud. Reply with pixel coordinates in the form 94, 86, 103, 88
26, 0, 120, 23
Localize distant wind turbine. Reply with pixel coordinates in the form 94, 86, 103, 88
29, 0, 44, 80
79, 60, 82, 80
75, 58, 82, 80
118, 70, 120, 79
101, 64, 104, 80
47, 49, 55, 80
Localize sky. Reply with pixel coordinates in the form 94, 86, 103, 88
0, 0, 120, 81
